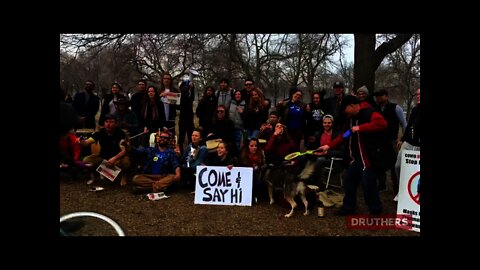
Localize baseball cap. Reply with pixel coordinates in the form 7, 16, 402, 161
104, 113, 118, 121
333, 81, 344, 88
373, 89, 388, 97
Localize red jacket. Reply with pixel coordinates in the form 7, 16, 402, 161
59, 132, 81, 161
328, 102, 387, 169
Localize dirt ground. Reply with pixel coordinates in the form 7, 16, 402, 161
60, 170, 420, 237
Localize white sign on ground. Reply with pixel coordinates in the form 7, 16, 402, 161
194, 166, 252, 206
96, 160, 121, 181
396, 150, 420, 232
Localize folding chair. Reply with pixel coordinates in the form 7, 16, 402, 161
324, 157, 344, 189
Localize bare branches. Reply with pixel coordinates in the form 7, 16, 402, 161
374, 34, 414, 70
60, 33, 419, 109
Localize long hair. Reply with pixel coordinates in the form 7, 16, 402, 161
200, 86, 215, 102
248, 88, 267, 112
240, 138, 265, 168
142, 85, 160, 121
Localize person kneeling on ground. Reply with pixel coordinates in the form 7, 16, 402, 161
80, 114, 130, 186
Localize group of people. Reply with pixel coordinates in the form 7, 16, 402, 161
60, 75, 421, 216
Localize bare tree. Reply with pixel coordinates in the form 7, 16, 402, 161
353, 34, 413, 92
382, 34, 420, 117
300, 34, 343, 97
63, 33, 418, 108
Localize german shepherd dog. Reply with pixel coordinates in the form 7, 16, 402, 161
263, 165, 309, 218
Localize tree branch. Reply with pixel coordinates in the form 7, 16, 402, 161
374, 34, 413, 70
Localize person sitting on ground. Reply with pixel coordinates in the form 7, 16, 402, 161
130, 130, 181, 194
257, 110, 281, 142
60, 130, 90, 179
180, 128, 209, 190
207, 141, 238, 168
239, 138, 266, 203
207, 105, 235, 145
264, 123, 297, 167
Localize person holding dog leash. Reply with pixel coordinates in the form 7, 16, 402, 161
317, 95, 387, 216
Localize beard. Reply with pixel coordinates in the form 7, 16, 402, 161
157, 140, 169, 147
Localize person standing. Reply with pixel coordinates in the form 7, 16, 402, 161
240, 77, 255, 104
373, 89, 407, 193
393, 88, 421, 200
195, 86, 217, 135
318, 95, 387, 215
228, 89, 246, 152
276, 87, 307, 147
130, 79, 147, 121
99, 82, 127, 127
72, 80, 100, 129
304, 91, 325, 149
244, 88, 269, 140
159, 72, 179, 130
215, 78, 234, 111
177, 80, 195, 154
139, 86, 165, 140
324, 81, 346, 133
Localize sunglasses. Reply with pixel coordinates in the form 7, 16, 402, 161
217, 110, 225, 113
244, 83, 253, 86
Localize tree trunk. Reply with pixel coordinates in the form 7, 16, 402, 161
354, 34, 376, 93
354, 33, 413, 94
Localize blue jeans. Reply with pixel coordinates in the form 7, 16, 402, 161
233, 128, 244, 152
246, 129, 259, 140
342, 159, 381, 213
